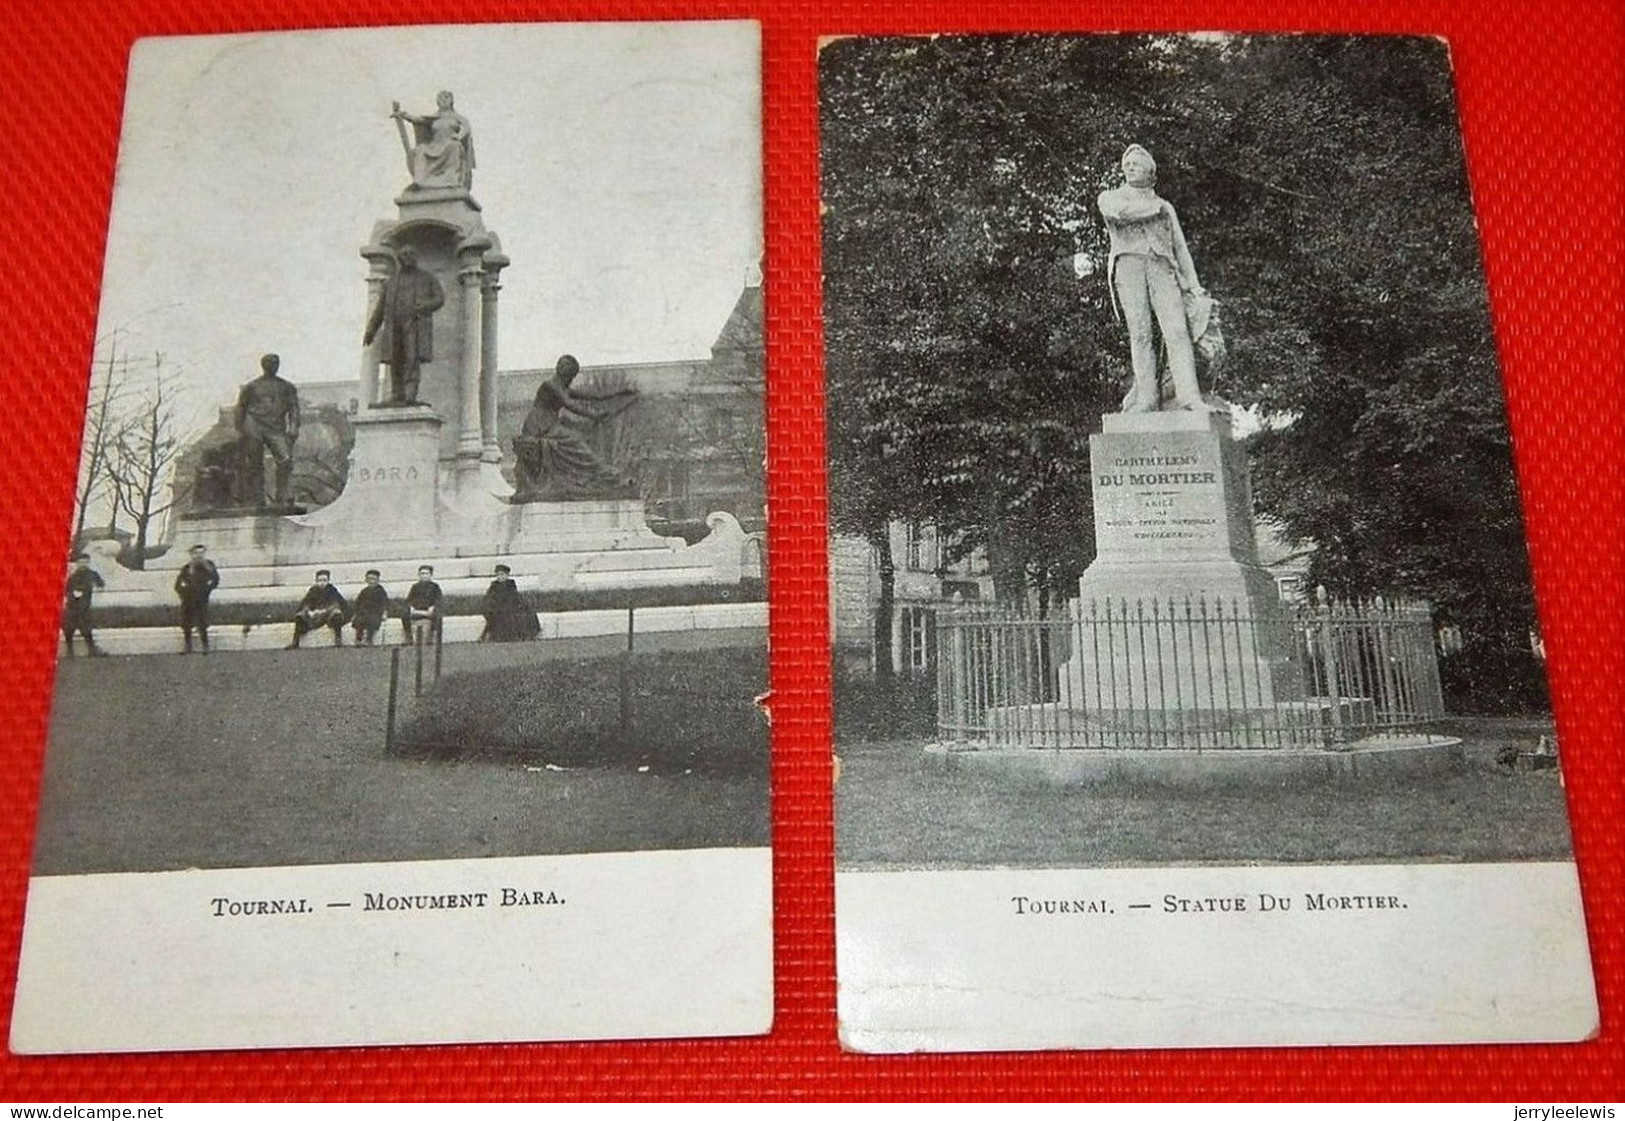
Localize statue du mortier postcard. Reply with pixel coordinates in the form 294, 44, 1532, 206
823, 32, 1596, 1052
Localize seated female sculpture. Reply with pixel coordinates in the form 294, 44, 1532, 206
393, 91, 474, 191
511, 355, 639, 503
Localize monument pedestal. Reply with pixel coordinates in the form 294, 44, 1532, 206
1060, 409, 1302, 718
298, 405, 444, 544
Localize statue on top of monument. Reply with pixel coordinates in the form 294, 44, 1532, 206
1097, 144, 1226, 413
363, 245, 446, 406
391, 90, 475, 192
511, 355, 640, 503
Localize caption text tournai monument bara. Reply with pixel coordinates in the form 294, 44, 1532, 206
86, 90, 763, 621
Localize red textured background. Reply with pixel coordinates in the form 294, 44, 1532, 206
0, 0, 1618, 1102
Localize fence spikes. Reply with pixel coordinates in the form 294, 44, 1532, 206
934, 592, 1445, 752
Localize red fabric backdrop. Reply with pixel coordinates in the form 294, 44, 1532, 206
0, 0, 1618, 1102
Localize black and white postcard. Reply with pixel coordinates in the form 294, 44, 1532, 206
14, 21, 769, 1052
823, 33, 1596, 1051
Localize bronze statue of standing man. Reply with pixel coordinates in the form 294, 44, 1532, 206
234, 353, 300, 508
363, 245, 445, 406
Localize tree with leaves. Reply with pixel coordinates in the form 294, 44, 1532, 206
822, 34, 1537, 700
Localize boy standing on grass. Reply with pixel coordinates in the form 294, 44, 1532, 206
174, 543, 220, 654
62, 553, 106, 657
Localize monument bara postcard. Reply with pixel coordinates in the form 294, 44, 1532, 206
823, 32, 1597, 1051
12, 21, 770, 1053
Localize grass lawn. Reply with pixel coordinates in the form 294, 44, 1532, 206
835, 716, 1576, 870
32, 628, 768, 876
393, 645, 766, 778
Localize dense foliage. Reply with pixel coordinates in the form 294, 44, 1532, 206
822, 34, 1537, 685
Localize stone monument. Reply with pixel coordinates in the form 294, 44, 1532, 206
1061, 144, 1301, 717
128, 91, 747, 611
349, 90, 509, 509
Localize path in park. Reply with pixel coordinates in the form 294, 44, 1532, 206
31, 628, 768, 876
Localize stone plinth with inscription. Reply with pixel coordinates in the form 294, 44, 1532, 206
1082, 410, 1277, 604
295, 405, 445, 548
1060, 409, 1302, 714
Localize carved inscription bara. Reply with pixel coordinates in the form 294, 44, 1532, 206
356, 465, 421, 484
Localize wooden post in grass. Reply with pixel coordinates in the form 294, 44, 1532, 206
414, 628, 425, 699
434, 619, 444, 683
620, 606, 635, 739
386, 647, 401, 754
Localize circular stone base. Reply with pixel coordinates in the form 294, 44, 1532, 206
922, 735, 1464, 789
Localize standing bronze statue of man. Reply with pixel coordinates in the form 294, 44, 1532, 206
363, 245, 445, 406
233, 353, 301, 508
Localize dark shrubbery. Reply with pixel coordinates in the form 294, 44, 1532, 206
392, 645, 768, 779
1440, 646, 1551, 716
833, 665, 938, 743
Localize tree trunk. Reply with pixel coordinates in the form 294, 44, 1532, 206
871, 524, 896, 683
986, 533, 1027, 605
130, 517, 149, 570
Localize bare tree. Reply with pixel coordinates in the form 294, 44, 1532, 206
73, 343, 132, 546
106, 353, 189, 569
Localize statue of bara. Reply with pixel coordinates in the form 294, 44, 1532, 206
1097, 144, 1226, 413
511, 355, 640, 503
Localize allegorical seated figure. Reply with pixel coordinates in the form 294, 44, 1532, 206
511, 354, 640, 503
392, 90, 474, 191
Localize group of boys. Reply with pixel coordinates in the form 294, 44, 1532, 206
285, 566, 447, 648
61, 546, 541, 655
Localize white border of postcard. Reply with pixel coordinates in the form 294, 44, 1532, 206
837, 861, 1596, 1052
15, 847, 772, 1052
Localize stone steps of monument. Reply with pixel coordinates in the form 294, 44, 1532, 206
62, 601, 767, 658
93, 568, 742, 610
187, 547, 701, 588
984, 698, 1377, 749
91, 547, 754, 608
194, 532, 682, 571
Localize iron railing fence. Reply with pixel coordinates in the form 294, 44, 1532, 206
936, 593, 1444, 751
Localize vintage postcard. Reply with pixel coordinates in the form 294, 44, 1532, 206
13, 21, 769, 1052
823, 33, 1597, 1051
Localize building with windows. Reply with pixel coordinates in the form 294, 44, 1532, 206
830, 522, 994, 678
